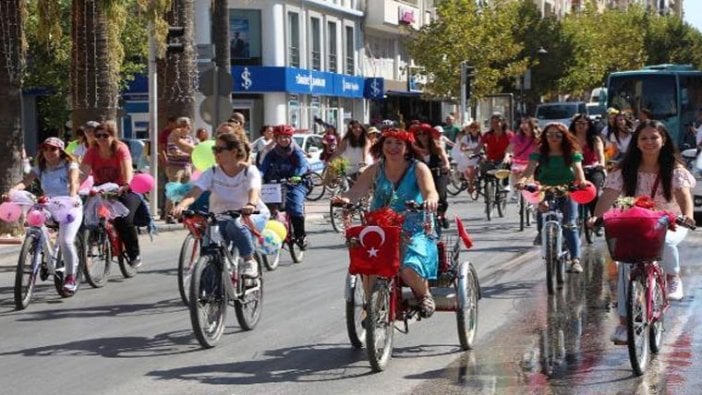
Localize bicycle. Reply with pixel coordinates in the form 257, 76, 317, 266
482, 164, 510, 221
185, 209, 264, 348
601, 213, 695, 376
304, 171, 325, 201
340, 202, 481, 372
262, 178, 305, 264
447, 154, 482, 200
578, 166, 605, 244
11, 194, 86, 310
518, 190, 533, 232
177, 212, 207, 305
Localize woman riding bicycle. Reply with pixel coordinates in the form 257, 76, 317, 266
413, 123, 450, 228
79, 121, 142, 268
475, 113, 514, 189
173, 133, 270, 279
332, 128, 440, 318
331, 120, 372, 178
8, 137, 82, 294
452, 121, 482, 194
590, 120, 695, 344
507, 117, 540, 199
260, 124, 310, 250
569, 114, 605, 225
517, 122, 586, 274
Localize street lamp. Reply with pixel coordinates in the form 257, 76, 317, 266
520, 46, 548, 117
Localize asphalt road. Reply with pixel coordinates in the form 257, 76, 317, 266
0, 195, 700, 395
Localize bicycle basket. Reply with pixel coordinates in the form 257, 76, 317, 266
604, 214, 668, 262
345, 225, 401, 277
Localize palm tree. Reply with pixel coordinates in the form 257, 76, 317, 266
213, 0, 230, 71
0, 0, 27, 236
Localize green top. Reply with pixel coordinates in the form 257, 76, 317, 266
529, 152, 583, 186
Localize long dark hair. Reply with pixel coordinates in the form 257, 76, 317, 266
92, 121, 122, 154
539, 122, 580, 166
619, 120, 681, 201
568, 113, 599, 151
607, 114, 632, 145
344, 120, 367, 148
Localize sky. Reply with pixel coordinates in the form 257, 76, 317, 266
683, 0, 702, 32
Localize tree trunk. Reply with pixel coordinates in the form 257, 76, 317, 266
71, 0, 119, 129
0, 0, 26, 236
213, 0, 230, 71
157, 0, 197, 130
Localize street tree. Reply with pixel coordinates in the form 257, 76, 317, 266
645, 14, 702, 69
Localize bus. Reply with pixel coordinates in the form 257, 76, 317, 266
607, 64, 702, 148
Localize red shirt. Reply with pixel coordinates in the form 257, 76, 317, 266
158, 127, 173, 147
480, 130, 514, 161
83, 143, 132, 185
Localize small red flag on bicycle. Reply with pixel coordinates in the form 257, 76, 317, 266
455, 216, 473, 249
345, 225, 401, 277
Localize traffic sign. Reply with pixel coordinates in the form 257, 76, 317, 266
198, 65, 232, 96
200, 95, 231, 125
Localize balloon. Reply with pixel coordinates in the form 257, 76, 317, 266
521, 189, 543, 205
191, 140, 216, 171
258, 229, 282, 255
570, 181, 597, 204
79, 175, 94, 193
65, 140, 79, 155
130, 173, 155, 194
264, 220, 287, 241
26, 209, 46, 227
190, 170, 202, 181
0, 202, 22, 222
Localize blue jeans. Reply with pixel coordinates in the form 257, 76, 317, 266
218, 213, 268, 257
537, 195, 580, 260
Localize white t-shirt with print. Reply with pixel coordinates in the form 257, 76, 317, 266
193, 164, 270, 216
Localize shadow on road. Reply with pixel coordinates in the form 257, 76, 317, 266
1, 298, 184, 321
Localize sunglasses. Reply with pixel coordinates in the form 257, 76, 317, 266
95, 133, 110, 139
212, 146, 232, 154
546, 132, 563, 139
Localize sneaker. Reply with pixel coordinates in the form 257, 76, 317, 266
668, 276, 684, 301
129, 256, 142, 268
241, 259, 259, 278
533, 233, 542, 246
610, 325, 627, 345
569, 259, 583, 274
63, 275, 77, 294
419, 294, 435, 318
298, 236, 309, 251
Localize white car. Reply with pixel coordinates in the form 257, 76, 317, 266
535, 102, 587, 130
292, 133, 325, 173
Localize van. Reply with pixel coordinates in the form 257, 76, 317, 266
535, 102, 587, 130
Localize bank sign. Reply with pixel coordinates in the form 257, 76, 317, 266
232, 66, 376, 99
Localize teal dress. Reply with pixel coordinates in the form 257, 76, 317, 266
371, 160, 438, 280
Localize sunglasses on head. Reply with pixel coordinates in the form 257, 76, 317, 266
95, 133, 110, 139
212, 146, 232, 154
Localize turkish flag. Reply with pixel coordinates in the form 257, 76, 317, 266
345, 225, 402, 277
455, 216, 473, 249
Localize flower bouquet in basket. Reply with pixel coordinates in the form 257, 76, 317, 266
324, 157, 349, 188
344, 207, 404, 278
603, 196, 675, 262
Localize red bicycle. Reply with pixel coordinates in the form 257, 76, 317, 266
341, 202, 480, 372
602, 212, 695, 375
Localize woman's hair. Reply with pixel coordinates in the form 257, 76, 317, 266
344, 120, 367, 148
37, 145, 75, 172
75, 126, 86, 143
489, 113, 507, 133
217, 132, 250, 162
568, 113, 599, 150
92, 120, 122, 154
370, 130, 419, 160
619, 120, 681, 201
539, 122, 580, 167
259, 124, 272, 135
607, 114, 632, 144
414, 126, 442, 156
519, 117, 540, 139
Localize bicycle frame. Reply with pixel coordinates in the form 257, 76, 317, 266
541, 206, 564, 259
626, 261, 669, 324
27, 224, 62, 278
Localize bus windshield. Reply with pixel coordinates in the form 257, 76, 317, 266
608, 74, 677, 120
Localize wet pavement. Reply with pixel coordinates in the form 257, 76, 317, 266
412, 235, 702, 395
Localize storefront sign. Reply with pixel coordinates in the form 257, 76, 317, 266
364, 78, 384, 99
232, 66, 366, 98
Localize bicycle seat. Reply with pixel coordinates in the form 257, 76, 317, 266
486, 169, 511, 180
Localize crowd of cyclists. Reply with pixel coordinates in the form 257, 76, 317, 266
6, 105, 697, 348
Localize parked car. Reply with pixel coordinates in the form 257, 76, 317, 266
535, 101, 587, 129
586, 103, 606, 121
292, 133, 325, 173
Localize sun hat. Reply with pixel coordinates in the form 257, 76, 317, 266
367, 126, 380, 135
41, 137, 66, 151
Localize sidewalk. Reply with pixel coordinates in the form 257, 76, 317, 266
0, 199, 330, 259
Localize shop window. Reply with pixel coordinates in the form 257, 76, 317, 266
345, 26, 354, 75
230, 9, 262, 65
310, 17, 321, 71
288, 12, 300, 68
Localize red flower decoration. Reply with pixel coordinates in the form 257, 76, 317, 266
381, 128, 415, 143
365, 207, 405, 228
634, 196, 656, 209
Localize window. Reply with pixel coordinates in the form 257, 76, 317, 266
229, 9, 262, 65
345, 26, 354, 75
327, 21, 338, 73
310, 17, 321, 71
288, 12, 300, 67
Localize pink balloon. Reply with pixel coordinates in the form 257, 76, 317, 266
79, 175, 94, 191
521, 189, 542, 205
130, 173, 155, 194
26, 209, 46, 227
571, 181, 597, 204
0, 202, 22, 222
190, 170, 202, 181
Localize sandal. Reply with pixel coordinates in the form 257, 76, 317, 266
419, 294, 435, 318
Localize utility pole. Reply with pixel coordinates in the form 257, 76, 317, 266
148, 22, 158, 217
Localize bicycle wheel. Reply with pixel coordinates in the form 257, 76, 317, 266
345, 273, 366, 349
82, 227, 111, 287
484, 180, 494, 221
14, 234, 39, 310
447, 165, 465, 196
627, 276, 650, 376
178, 233, 199, 305
581, 207, 594, 245
261, 247, 281, 271
496, 185, 507, 218
468, 178, 480, 201
456, 261, 479, 350
189, 254, 228, 348
365, 279, 394, 372
116, 238, 137, 279
649, 276, 665, 354
543, 223, 558, 295
234, 259, 264, 330
519, 194, 527, 231
330, 203, 345, 233
305, 172, 326, 201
